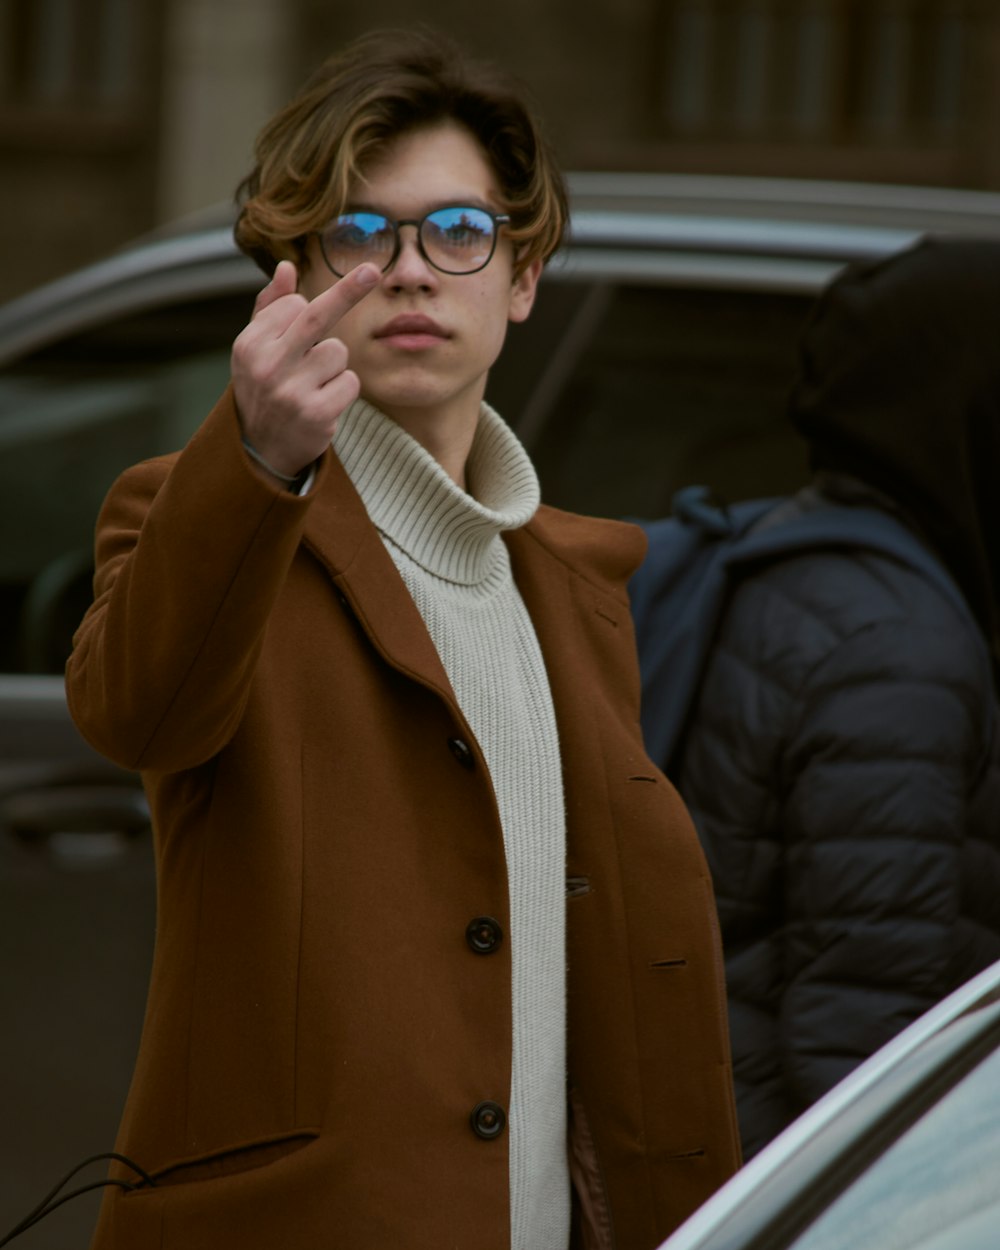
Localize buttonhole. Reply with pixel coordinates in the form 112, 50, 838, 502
650, 958, 688, 970
566, 876, 591, 899
667, 1147, 706, 1160
628, 774, 658, 784
594, 608, 619, 627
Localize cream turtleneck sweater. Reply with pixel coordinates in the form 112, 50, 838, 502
333, 398, 569, 1250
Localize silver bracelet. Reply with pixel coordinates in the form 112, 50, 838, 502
241, 437, 303, 485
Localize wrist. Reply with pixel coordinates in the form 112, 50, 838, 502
241, 437, 310, 491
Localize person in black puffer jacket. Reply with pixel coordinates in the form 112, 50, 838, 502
671, 237, 1000, 1159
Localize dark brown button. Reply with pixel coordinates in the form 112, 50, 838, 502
470, 1101, 506, 1140
448, 737, 475, 769
466, 916, 503, 955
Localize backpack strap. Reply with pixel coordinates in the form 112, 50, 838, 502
629, 488, 783, 769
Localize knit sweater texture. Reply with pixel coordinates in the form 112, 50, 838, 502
333, 398, 569, 1250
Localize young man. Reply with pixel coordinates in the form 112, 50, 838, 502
67, 29, 739, 1250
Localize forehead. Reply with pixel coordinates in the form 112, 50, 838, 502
349, 120, 501, 212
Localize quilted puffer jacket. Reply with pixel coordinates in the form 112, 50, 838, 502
672, 238, 1000, 1159
673, 482, 1000, 1156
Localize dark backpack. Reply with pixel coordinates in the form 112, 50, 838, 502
629, 484, 994, 775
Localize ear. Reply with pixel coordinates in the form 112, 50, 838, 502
508, 257, 543, 324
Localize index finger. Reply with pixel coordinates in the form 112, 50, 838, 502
284, 262, 380, 348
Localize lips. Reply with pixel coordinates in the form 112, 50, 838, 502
373, 314, 450, 344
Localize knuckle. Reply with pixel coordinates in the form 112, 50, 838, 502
324, 371, 360, 410
230, 335, 252, 371
244, 354, 283, 393
313, 336, 347, 367
299, 305, 331, 339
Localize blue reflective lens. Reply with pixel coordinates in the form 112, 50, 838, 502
323, 213, 395, 265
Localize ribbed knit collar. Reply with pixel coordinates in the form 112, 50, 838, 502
332, 398, 540, 586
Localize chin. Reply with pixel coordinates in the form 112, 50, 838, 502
362, 371, 483, 422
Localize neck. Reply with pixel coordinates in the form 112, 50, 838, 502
373, 394, 484, 491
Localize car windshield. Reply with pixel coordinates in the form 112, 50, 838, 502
790, 999, 1000, 1250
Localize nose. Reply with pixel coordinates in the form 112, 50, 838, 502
385, 224, 438, 290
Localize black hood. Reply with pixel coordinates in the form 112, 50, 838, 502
790, 236, 1000, 652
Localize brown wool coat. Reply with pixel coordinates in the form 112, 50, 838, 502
66, 390, 740, 1250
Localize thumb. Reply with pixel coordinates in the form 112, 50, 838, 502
252, 260, 298, 318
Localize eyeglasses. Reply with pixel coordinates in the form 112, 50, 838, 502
318, 205, 511, 277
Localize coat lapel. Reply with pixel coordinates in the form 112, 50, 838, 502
504, 519, 634, 715
504, 518, 641, 864
301, 451, 458, 709
505, 525, 601, 814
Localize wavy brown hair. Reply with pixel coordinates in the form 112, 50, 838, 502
234, 28, 568, 279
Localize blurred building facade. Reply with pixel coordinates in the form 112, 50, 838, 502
3, 0, 1000, 301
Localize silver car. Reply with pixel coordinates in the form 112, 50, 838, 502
659, 956, 1000, 1250
1, 174, 999, 1248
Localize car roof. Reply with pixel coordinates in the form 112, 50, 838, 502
2, 173, 999, 367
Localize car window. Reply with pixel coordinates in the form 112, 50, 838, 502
789, 1006, 1000, 1250
491, 279, 813, 519
0, 293, 252, 675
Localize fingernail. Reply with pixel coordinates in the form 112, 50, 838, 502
356, 265, 379, 288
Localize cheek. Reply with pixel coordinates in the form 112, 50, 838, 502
466, 280, 517, 353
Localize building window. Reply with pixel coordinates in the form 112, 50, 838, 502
655, 0, 976, 147
0, 0, 152, 116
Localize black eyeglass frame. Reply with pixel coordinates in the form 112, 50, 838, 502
317, 206, 512, 278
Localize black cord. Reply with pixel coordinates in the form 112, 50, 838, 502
0, 1179, 133, 1245
0, 1152, 155, 1247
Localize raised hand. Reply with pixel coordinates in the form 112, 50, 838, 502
231, 259, 379, 480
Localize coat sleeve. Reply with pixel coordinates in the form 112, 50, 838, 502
66, 388, 323, 773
